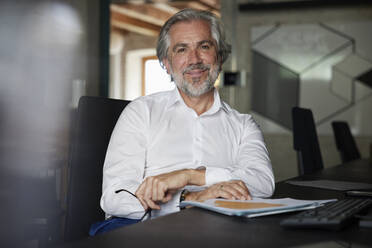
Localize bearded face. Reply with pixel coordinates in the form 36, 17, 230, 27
163, 20, 221, 97
170, 62, 220, 97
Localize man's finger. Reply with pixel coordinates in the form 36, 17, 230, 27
161, 191, 173, 203
137, 197, 148, 210
221, 185, 243, 200
216, 188, 235, 200
144, 177, 153, 200
230, 184, 250, 200
135, 180, 146, 196
227, 181, 251, 200
235, 182, 251, 200
143, 197, 160, 210
152, 178, 158, 201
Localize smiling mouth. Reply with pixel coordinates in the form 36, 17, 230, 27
184, 69, 208, 77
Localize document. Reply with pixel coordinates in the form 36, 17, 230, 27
179, 198, 335, 218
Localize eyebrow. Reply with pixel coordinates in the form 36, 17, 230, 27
172, 43, 187, 52
172, 40, 215, 52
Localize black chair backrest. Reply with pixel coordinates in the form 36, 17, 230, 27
64, 96, 130, 242
331, 121, 361, 163
292, 107, 324, 175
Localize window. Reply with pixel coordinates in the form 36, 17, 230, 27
142, 56, 174, 96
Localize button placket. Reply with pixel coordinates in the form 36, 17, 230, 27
194, 117, 202, 165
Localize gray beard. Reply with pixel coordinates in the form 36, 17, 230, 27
171, 65, 220, 97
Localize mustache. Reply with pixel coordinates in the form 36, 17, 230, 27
182, 63, 211, 74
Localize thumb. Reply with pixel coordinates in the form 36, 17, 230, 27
161, 192, 173, 203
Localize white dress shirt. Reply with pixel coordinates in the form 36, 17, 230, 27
100, 87, 275, 219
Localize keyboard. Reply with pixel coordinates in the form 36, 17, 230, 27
280, 198, 372, 230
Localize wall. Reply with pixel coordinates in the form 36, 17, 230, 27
110, 30, 125, 99
109, 31, 157, 100
125, 48, 157, 100
220, 1, 372, 181
0, 0, 102, 246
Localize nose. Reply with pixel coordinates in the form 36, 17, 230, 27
188, 49, 202, 65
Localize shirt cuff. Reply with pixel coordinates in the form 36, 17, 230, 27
101, 182, 145, 219
205, 167, 232, 186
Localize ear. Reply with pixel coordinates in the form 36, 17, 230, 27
162, 58, 171, 75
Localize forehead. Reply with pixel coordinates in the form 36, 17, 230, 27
168, 20, 213, 45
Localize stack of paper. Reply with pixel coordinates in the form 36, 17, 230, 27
179, 198, 335, 218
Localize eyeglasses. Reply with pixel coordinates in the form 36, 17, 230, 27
140, 208, 152, 221
115, 189, 152, 221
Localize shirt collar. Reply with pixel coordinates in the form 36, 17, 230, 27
166, 87, 229, 115
165, 87, 183, 110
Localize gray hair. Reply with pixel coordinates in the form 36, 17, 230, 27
156, 8, 231, 68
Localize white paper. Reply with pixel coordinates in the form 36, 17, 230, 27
179, 198, 336, 217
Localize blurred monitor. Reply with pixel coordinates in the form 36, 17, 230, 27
221, 71, 246, 87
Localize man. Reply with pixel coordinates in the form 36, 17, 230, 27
100, 9, 274, 220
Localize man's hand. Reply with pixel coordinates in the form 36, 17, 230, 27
186, 180, 251, 202
135, 168, 205, 210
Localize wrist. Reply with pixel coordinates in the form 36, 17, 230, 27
186, 168, 205, 186
185, 191, 199, 201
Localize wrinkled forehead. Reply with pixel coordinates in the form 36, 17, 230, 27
168, 19, 214, 45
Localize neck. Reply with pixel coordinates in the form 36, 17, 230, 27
178, 88, 215, 116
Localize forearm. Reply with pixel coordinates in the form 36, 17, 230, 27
203, 164, 274, 197
184, 180, 251, 202
185, 168, 205, 186
184, 190, 199, 201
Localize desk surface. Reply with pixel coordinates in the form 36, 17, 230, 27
60, 159, 372, 248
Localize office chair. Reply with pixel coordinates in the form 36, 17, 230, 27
292, 107, 324, 176
331, 121, 361, 163
64, 96, 130, 242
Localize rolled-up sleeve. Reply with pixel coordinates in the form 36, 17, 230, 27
205, 115, 275, 198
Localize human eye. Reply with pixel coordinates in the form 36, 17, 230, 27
175, 46, 186, 54
201, 44, 210, 50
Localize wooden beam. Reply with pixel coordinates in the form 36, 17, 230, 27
111, 3, 172, 26
167, 1, 220, 16
197, 0, 220, 11
111, 11, 161, 36
152, 2, 180, 15
200, 0, 220, 7
110, 1, 221, 36
168, 1, 210, 11
111, 26, 129, 36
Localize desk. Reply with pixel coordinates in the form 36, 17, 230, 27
58, 159, 372, 248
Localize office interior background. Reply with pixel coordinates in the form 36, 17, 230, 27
0, 0, 371, 246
